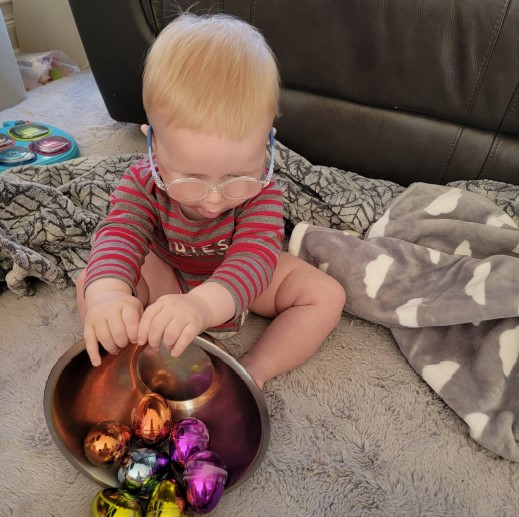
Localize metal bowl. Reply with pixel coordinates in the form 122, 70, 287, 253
43, 335, 269, 492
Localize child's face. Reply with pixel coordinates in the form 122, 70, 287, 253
147, 114, 274, 220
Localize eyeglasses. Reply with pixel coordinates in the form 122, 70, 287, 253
147, 125, 276, 202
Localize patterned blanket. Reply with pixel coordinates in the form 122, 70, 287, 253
289, 182, 519, 461
0, 142, 407, 294
0, 154, 140, 294
2, 144, 519, 462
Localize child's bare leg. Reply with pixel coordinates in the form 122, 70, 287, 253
241, 252, 346, 389
138, 250, 182, 304
75, 270, 89, 324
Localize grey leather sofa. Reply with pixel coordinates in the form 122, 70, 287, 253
68, 0, 519, 186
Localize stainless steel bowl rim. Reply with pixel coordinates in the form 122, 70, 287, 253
43, 335, 270, 494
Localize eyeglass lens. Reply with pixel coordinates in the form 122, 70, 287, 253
167, 177, 264, 201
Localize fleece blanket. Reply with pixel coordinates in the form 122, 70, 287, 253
289, 182, 519, 461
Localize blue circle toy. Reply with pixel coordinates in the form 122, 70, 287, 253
0, 120, 79, 173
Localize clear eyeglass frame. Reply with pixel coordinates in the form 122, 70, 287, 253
147, 125, 276, 202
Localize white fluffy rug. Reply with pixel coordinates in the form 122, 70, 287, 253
2, 72, 519, 516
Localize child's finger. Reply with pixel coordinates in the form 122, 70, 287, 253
108, 315, 131, 348
137, 303, 162, 347
146, 310, 177, 350
84, 324, 102, 367
170, 323, 199, 358
161, 318, 186, 353
121, 304, 141, 344
95, 319, 120, 355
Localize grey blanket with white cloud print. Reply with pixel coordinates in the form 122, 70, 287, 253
289, 182, 519, 461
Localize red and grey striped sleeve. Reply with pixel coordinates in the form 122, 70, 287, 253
208, 181, 285, 317
83, 162, 158, 293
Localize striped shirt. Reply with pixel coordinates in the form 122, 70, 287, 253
84, 158, 285, 318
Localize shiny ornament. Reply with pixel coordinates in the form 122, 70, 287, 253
170, 417, 210, 467
145, 479, 187, 517
84, 421, 132, 466
132, 393, 172, 447
118, 448, 171, 496
90, 487, 143, 516
182, 450, 228, 514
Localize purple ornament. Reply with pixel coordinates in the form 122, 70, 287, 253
182, 450, 228, 514
169, 417, 210, 467
170, 446, 179, 465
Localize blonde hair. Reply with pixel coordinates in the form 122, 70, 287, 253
143, 13, 280, 138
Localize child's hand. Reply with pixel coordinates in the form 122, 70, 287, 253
137, 292, 214, 357
84, 290, 143, 366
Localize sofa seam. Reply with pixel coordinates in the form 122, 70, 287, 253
439, 0, 509, 184
479, 134, 502, 179
251, 0, 257, 25
502, 79, 519, 127
461, 0, 509, 124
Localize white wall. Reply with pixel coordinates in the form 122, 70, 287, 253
12, 0, 88, 69
1, 0, 89, 69
0, 0, 19, 50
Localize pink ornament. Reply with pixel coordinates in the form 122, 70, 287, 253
169, 417, 209, 467
182, 450, 228, 514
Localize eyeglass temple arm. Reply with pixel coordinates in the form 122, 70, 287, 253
147, 125, 164, 187
265, 128, 276, 182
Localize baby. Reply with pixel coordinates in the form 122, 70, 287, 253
76, 13, 346, 389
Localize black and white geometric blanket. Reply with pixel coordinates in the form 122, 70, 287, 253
1, 142, 519, 461
0, 155, 140, 295
289, 182, 519, 462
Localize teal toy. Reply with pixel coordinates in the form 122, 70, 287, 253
0, 120, 79, 173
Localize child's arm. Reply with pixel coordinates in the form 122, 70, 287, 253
84, 162, 157, 291
205, 181, 285, 318
81, 161, 157, 364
